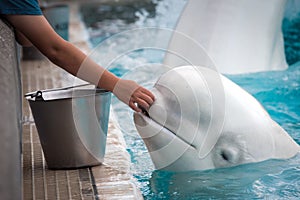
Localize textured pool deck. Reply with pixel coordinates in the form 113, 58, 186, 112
21, 2, 143, 200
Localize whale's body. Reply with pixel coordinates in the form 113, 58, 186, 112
164, 0, 288, 74
134, 66, 299, 171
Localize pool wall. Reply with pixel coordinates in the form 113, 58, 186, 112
0, 18, 22, 200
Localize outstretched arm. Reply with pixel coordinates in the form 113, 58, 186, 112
4, 15, 154, 112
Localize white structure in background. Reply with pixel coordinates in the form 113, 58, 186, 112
164, 0, 288, 74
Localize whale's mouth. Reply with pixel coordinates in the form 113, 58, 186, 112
137, 106, 162, 129
139, 105, 150, 118
136, 106, 196, 149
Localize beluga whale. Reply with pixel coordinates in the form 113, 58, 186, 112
134, 66, 300, 171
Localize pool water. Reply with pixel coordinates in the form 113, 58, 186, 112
80, 0, 300, 199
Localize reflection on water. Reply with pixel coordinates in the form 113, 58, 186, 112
80, 0, 300, 199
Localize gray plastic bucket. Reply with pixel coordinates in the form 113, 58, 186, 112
25, 84, 111, 169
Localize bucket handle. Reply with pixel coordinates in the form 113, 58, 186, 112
24, 83, 92, 99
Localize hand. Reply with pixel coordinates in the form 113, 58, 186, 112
113, 79, 155, 112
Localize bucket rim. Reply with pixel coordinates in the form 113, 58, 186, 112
25, 88, 111, 102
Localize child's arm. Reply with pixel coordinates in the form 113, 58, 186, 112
5, 15, 154, 111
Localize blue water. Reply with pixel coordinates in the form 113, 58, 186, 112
80, 1, 300, 199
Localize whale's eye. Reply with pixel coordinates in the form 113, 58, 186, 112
221, 151, 230, 161
212, 133, 248, 167
218, 148, 240, 164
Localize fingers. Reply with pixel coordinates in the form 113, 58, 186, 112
112, 78, 155, 112
129, 101, 142, 112
131, 88, 155, 112
134, 98, 149, 110
141, 87, 155, 101
138, 92, 154, 106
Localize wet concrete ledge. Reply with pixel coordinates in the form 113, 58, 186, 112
21, 2, 143, 200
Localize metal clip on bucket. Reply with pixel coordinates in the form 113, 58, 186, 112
25, 84, 111, 169
26, 90, 44, 101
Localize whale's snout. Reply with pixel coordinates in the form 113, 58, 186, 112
133, 112, 147, 127
134, 91, 169, 139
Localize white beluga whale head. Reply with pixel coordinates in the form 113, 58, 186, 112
133, 66, 300, 171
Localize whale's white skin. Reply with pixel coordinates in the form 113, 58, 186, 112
164, 0, 288, 74
134, 66, 300, 171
